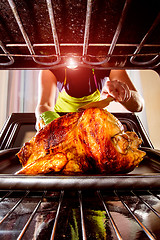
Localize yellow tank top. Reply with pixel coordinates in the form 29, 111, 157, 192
54, 88, 100, 112
54, 68, 100, 112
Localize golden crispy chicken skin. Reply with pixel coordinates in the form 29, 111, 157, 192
16, 108, 145, 175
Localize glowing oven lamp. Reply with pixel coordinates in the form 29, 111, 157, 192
66, 57, 78, 69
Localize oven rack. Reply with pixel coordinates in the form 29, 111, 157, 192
0, 0, 160, 71
0, 189, 159, 239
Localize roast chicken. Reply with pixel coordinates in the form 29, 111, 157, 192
16, 108, 145, 175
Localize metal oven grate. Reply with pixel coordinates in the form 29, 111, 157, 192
0, 189, 159, 239
0, 0, 160, 71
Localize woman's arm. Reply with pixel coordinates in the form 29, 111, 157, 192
35, 70, 57, 128
102, 69, 144, 112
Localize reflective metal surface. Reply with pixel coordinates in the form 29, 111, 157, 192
0, 190, 159, 239
0, 0, 159, 71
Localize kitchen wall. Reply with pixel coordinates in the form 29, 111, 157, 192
139, 70, 160, 149
0, 70, 39, 131
0, 70, 9, 130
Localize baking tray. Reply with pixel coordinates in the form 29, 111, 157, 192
0, 147, 160, 191
0, 112, 160, 190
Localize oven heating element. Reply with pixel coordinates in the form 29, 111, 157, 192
0, 0, 160, 71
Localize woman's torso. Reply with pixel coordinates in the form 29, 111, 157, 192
50, 67, 110, 98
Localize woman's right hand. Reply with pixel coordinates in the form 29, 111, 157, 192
101, 79, 131, 103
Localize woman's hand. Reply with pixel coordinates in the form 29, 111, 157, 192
101, 79, 131, 103
101, 70, 144, 112
35, 117, 45, 131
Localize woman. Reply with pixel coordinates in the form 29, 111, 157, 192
35, 67, 144, 130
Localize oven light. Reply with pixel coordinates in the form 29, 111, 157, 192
66, 57, 78, 69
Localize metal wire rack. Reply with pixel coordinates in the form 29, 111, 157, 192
0, 0, 160, 71
0, 189, 159, 239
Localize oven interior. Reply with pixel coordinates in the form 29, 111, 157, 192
0, 0, 160, 239
0, 189, 159, 240
0, 0, 160, 73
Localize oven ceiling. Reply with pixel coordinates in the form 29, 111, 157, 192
0, 0, 160, 72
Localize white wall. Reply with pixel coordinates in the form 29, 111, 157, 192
0, 70, 39, 131
140, 70, 160, 149
0, 70, 9, 130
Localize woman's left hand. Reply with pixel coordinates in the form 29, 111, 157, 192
101, 80, 131, 102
